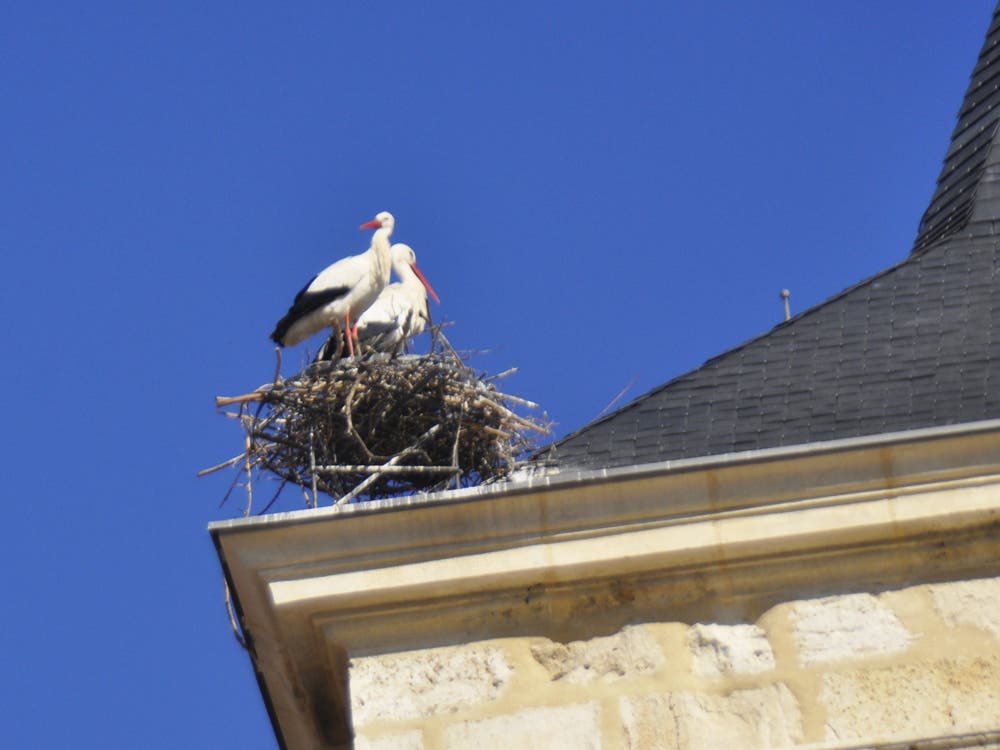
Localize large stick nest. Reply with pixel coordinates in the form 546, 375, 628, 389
205, 333, 549, 513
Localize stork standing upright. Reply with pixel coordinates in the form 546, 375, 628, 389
316, 243, 440, 360
269, 211, 395, 357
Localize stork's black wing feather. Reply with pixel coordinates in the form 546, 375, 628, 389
314, 328, 346, 361
269, 277, 350, 345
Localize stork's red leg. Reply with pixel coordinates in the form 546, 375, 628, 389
345, 310, 355, 357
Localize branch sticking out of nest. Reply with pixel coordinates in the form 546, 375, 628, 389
203, 329, 550, 514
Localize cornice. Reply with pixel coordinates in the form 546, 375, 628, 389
212, 422, 1000, 749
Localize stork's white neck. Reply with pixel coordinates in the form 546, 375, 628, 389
370, 225, 393, 286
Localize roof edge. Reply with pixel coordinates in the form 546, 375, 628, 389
210, 416, 1000, 534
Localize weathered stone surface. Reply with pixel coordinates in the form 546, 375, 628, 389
688, 623, 775, 677
929, 577, 1000, 638
530, 625, 665, 684
822, 655, 1000, 741
620, 684, 802, 750
791, 593, 913, 665
350, 644, 512, 725
354, 730, 424, 750
442, 702, 601, 750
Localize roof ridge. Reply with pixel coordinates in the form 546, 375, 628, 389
913, 4, 1000, 253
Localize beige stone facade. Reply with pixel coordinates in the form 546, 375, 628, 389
211, 422, 1000, 749
352, 578, 1000, 749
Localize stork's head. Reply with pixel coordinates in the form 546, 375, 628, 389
360, 211, 394, 231
391, 243, 440, 304
391, 243, 418, 267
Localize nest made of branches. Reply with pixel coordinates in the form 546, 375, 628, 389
204, 333, 549, 514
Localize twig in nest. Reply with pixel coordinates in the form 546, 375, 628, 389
308, 428, 318, 508
435, 328, 462, 364
198, 453, 245, 477
243, 434, 254, 516
259, 478, 288, 515
492, 391, 540, 409
335, 424, 446, 505
484, 367, 518, 382
216, 392, 264, 407
272, 347, 283, 386
315, 463, 459, 475
344, 375, 378, 461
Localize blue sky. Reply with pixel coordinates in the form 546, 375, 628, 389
2, 2, 994, 746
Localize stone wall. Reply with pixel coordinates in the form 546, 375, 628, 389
349, 577, 1000, 750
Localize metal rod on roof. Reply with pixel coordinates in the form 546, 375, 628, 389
781, 289, 791, 321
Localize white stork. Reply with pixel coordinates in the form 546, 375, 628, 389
269, 211, 394, 357
316, 243, 440, 360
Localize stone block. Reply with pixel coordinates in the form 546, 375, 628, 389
687, 623, 775, 677
821, 654, 1000, 741
354, 730, 424, 750
929, 577, 1000, 638
790, 593, 913, 665
350, 644, 512, 725
442, 702, 601, 750
620, 684, 802, 750
530, 625, 665, 684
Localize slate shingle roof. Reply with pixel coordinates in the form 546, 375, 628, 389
539, 4, 1000, 472
915, 8, 1000, 253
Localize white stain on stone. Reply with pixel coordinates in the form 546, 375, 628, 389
791, 593, 913, 665
687, 623, 776, 677
929, 577, 1000, 639
350, 644, 512, 725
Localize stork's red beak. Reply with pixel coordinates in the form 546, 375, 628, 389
411, 264, 441, 304
359, 218, 381, 230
